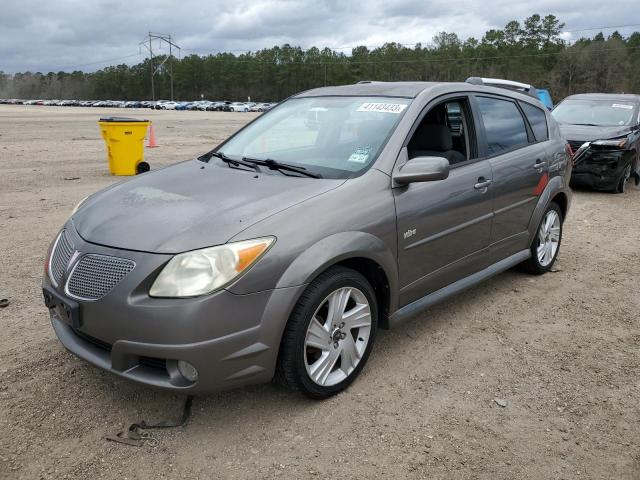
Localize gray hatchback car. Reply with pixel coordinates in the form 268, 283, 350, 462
43, 80, 572, 398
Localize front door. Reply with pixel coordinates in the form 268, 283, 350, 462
393, 96, 493, 307
394, 158, 494, 306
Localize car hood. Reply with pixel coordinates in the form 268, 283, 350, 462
73, 159, 344, 254
557, 123, 632, 142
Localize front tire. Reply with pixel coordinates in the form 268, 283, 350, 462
276, 267, 377, 399
521, 202, 563, 275
614, 162, 632, 194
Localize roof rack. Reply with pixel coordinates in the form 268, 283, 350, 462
466, 77, 539, 100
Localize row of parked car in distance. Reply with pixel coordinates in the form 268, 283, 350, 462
0, 98, 275, 112
153, 100, 276, 112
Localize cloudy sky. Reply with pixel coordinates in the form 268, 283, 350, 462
2, 0, 639, 73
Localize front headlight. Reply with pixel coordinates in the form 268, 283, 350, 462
592, 138, 628, 149
149, 237, 275, 298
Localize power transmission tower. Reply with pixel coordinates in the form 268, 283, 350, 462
139, 32, 181, 101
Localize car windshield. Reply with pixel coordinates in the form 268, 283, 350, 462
218, 96, 411, 179
552, 99, 637, 126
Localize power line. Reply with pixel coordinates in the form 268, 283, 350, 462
171, 45, 640, 66
56, 43, 640, 71
564, 23, 640, 33
28, 42, 640, 76
48, 53, 142, 72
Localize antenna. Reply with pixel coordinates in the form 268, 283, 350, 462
139, 32, 181, 101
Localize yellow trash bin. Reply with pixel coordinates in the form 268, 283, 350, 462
98, 117, 150, 175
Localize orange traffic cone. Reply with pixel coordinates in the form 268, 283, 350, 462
146, 123, 158, 148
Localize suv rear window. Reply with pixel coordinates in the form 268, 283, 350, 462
476, 96, 528, 155
520, 102, 548, 142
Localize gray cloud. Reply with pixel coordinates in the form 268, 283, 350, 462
1, 0, 638, 73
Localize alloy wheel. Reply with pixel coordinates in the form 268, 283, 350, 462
537, 209, 561, 267
304, 287, 372, 387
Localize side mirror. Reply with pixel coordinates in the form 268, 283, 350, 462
393, 156, 450, 186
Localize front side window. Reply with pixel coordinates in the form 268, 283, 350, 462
476, 96, 529, 156
551, 99, 637, 127
520, 102, 549, 142
407, 98, 474, 165
219, 96, 411, 179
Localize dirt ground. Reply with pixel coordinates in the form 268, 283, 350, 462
0, 105, 638, 480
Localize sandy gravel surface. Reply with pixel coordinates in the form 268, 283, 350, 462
0, 105, 638, 479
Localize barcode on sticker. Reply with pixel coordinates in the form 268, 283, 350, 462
357, 102, 408, 114
612, 103, 633, 109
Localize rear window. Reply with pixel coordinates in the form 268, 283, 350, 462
476, 96, 529, 155
520, 102, 549, 141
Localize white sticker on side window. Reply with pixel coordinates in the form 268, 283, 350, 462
357, 102, 407, 114
612, 103, 633, 109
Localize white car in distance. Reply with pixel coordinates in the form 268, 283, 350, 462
229, 102, 249, 112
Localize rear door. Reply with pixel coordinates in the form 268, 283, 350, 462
473, 95, 548, 261
394, 95, 494, 307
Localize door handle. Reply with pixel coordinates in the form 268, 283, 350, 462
533, 159, 548, 170
474, 178, 492, 190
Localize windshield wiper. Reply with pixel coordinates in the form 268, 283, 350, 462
204, 151, 260, 171
571, 123, 600, 127
241, 156, 321, 178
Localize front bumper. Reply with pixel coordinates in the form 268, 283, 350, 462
570, 150, 629, 191
43, 225, 305, 393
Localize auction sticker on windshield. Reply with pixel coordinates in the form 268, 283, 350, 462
612, 103, 633, 109
357, 102, 408, 114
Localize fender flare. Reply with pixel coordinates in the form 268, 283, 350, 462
527, 175, 570, 242
274, 231, 400, 313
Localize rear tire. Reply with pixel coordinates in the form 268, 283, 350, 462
521, 202, 563, 275
276, 267, 377, 399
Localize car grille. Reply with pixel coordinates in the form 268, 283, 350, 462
66, 254, 135, 300
72, 326, 112, 352
50, 230, 74, 285
568, 139, 589, 153
71, 327, 167, 372
139, 356, 168, 371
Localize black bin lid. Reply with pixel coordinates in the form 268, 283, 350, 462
99, 116, 149, 122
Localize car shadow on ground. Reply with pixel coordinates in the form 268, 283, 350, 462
65, 266, 536, 435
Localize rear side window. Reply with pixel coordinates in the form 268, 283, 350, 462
520, 102, 549, 141
476, 96, 529, 155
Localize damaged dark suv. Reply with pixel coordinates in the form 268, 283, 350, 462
552, 93, 640, 193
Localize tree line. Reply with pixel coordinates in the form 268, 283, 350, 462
1, 14, 639, 103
